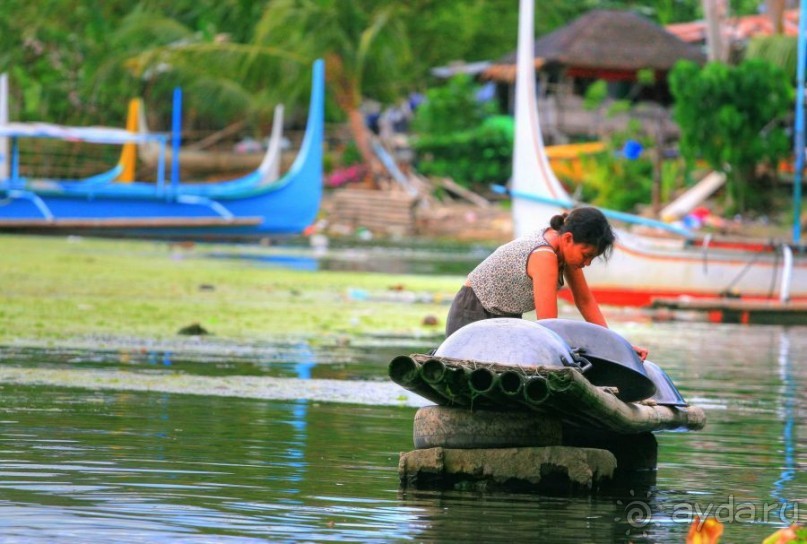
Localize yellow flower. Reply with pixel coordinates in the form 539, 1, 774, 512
686, 516, 724, 544
761, 525, 800, 544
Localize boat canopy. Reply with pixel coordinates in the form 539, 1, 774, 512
0, 122, 166, 146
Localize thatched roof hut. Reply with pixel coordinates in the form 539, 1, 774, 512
483, 9, 706, 83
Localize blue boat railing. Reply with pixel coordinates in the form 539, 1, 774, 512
491, 184, 694, 238
0, 124, 170, 195
175, 195, 234, 219
6, 189, 54, 220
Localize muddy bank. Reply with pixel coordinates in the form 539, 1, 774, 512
320, 191, 514, 244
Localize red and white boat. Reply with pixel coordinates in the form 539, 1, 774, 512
507, 0, 807, 307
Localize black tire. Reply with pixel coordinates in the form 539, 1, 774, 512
412, 405, 563, 449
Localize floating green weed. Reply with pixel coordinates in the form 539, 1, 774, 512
0, 234, 459, 349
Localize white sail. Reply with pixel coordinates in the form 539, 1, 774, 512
508, 0, 807, 306
511, 0, 573, 237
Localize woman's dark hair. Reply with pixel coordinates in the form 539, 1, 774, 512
549, 207, 615, 259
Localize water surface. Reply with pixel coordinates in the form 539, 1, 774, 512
200, 240, 494, 276
1, 322, 806, 543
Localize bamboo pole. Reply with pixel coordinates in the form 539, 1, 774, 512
545, 368, 706, 433
498, 370, 526, 397
523, 375, 550, 406
387, 355, 449, 406
404, 354, 707, 433
420, 358, 474, 407
469, 367, 527, 408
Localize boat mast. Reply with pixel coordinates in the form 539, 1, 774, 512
0, 73, 8, 182
171, 87, 182, 191
511, 0, 574, 237
793, 0, 805, 245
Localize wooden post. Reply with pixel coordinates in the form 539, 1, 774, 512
702, 0, 727, 62
652, 115, 665, 214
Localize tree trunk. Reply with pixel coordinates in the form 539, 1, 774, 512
326, 53, 381, 190
702, 0, 727, 62
767, 0, 786, 34
347, 106, 379, 189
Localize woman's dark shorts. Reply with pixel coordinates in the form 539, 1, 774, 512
445, 285, 521, 337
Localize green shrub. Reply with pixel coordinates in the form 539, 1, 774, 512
411, 74, 497, 135
669, 59, 793, 213
583, 80, 608, 111
413, 115, 513, 186
411, 74, 510, 187
579, 121, 654, 211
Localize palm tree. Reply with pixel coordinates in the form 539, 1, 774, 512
252, 0, 411, 187
745, 35, 798, 81
123, 0, 410, 187
744, 0, 797, 81
118, 8, 301, 132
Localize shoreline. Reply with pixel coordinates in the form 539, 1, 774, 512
0, 233, 461, 348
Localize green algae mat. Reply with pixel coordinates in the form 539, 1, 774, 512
0, 234, 461, 349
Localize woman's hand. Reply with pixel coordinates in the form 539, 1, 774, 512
633, 345, 648, 361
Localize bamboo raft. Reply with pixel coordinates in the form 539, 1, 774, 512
389, 354, 706, 434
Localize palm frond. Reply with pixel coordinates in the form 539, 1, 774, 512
745, 35, 798, 81
111, 10, 195, 50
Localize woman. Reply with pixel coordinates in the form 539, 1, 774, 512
446, 207, 648, 360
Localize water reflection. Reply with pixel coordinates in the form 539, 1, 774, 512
285, 343, 314, 491
202, 243, 493, 276
245, 254, 320, 271
773, 331, 796, 502
399, 490, 645, 542
0, 323, 806, 542
0, 340, 429, 381
147, 350, 173, 367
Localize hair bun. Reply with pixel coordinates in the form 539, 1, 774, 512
549, 213, 567, 230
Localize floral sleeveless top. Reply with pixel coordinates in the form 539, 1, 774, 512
467, 229, 564, 315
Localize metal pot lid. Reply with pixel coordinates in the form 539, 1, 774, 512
435, 318, 577, 368
536, 318, 657, 402
644, 361, 688, 407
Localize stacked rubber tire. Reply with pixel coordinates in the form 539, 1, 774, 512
413, 405, 563, 450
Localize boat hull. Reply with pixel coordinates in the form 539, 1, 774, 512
0, 181, 318, 236
0, 63, 324, 238
510, 0, 807, 305
573, 232, 807, 306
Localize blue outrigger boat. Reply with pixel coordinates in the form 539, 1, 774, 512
0, 61, 324, 238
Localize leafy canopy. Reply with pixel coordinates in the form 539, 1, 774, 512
668, 59, 793, 213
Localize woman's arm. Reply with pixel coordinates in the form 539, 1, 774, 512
564, 266, 608, 327
566, 267, 648, 360
526, 249, 560, 320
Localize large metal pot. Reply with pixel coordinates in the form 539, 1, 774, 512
434, 318, 581, 369
643, 361, 688, 407
536, 318, 657, 402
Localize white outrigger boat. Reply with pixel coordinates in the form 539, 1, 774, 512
505, 0, 807, 307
